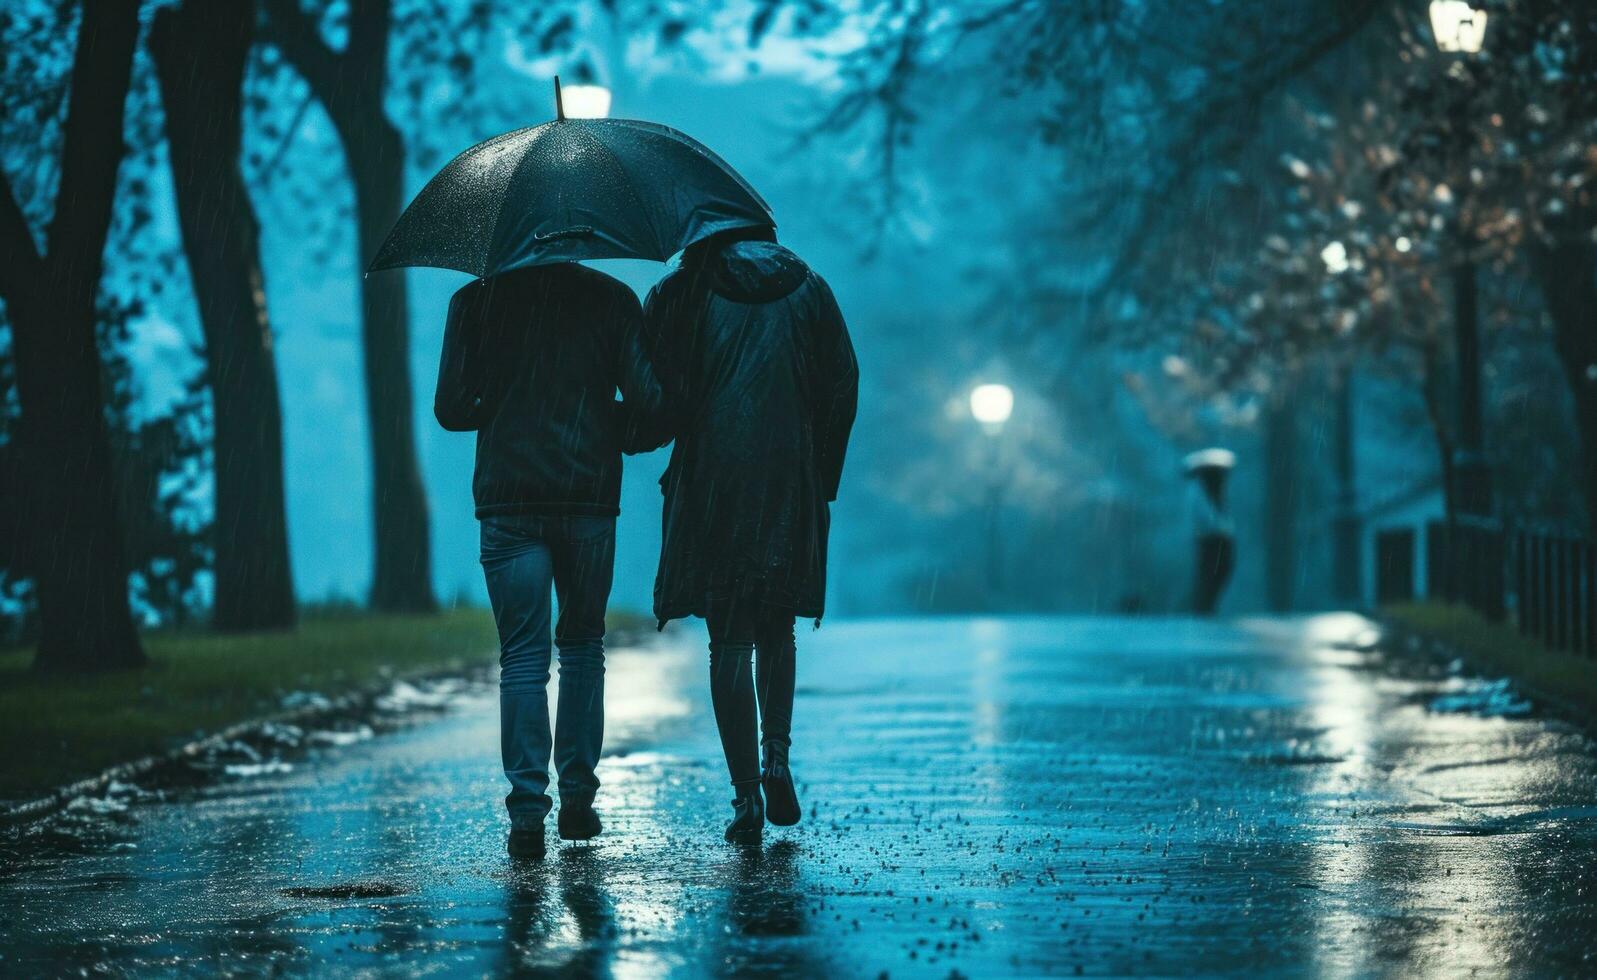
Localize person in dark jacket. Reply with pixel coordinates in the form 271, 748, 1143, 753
641, 226, 858, 844
435, 261, 666, 860
1184, 448, 1237, 615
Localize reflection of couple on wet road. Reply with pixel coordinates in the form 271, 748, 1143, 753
502, 842, 815, 975
434, 225, 857, 860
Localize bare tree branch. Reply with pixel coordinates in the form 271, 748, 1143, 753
258, 0, 348, 116
0, 170, 43, 304
346, 0, 393, 77
255, 91, 316, 187
810, 0, 1387, 329
44, 0, 142, 298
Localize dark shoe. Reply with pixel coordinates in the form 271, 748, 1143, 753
558, 801, 602, 841
725, 781, 764, 845
508, 826, 546, 860
762, 762, 801, 826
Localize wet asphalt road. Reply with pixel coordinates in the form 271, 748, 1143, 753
4, 614, 1597, 977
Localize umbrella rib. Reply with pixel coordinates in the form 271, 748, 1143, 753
615, 118, 773, 215
371, 124, 538, 277
482, 124, 559, 275
473, 125, 541, 277
580, 123, 670, 260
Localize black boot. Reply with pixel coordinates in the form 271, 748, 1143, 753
508, 825, 546, 860
725, 779, 764, 844
761, 741, 801, 827
558, 799, 602, 841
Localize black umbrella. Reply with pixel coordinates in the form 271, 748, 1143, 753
369, 79, 773, 277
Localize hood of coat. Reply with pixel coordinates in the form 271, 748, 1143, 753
704, 241, 810, 304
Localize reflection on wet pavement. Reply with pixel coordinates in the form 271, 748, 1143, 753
3, 614, 1596, 975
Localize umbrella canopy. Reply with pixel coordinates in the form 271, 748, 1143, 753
1183, 447, 1237, 475
369, 114, 773, 277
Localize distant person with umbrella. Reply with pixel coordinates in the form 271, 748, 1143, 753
641, 225, 858, 846
1185, 448, 1236, 615
374, 80, 776, 860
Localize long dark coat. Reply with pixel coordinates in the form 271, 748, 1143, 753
642, 240, 858, 624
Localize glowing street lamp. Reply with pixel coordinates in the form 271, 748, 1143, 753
968, 383, 1014, 601
969, 383, 1014, 427
1320, 240, 1350, 275
1429, 1, 1487, 54
553, 75, 612, 120
560, 84, 612, 119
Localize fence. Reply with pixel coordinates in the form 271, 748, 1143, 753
1376, 518, 1597, 657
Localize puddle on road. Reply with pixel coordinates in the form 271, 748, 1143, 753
1246, 751, 1349, 767
1426, 676, 1533, 717
1388, 804, 1597, 837
279, 882, 411, 900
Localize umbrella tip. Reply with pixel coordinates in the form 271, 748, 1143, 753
554, 75, 565, 121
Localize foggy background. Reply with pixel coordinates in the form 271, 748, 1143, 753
7, 0, 1588, 625
117, 17, 1245, 617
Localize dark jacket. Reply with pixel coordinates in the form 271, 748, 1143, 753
642, 239, 858, 623
434, 262, 666, 518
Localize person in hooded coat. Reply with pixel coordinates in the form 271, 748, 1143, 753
1185, 454, 1236, 615
641, 225, 858, 844
435, 261, 667, 860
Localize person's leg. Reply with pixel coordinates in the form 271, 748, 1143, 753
548, 516, 615, 812
754, 611, 796, 762
1213, 535, 1236, 609
480, 517, 556, 832
706, 598, 760, 786
1193, 535, 1222, 614
708, 597, 764, 843
755, 609, 801, 826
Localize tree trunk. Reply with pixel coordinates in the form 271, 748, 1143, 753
1531, 239, 1597, 534
1420, 344, 1458, 527
0, 0, 145, 672
1330, 366, 1361, 605
9, 291, 144, 672
346, 116, 435, 612
260, 0, 435, 612
151, 1, 297, 631
1263, 395, 1299, 613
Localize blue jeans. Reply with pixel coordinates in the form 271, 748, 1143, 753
480, 514, 615, 829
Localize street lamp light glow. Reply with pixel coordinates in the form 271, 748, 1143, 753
560, 83, 612, 119
1321, 240, 1350, 274
1430, 1, 1487, 54
970, 384, 1014, 425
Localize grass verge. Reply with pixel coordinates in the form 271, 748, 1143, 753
1383, 601, 1597, 719
0, 607, 653, 802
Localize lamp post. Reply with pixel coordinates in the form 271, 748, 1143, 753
1321, 242, 1363, 603
970, 384, 1014, 601
1429, 0, 1492, 518
1332, 369, 1362, 603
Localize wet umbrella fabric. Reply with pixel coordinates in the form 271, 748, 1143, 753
369, 119, 773, 277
